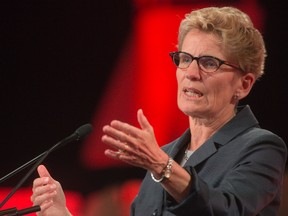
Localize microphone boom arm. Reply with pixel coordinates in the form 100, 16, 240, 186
0, 152, 46, 184
0, 123, 92, 209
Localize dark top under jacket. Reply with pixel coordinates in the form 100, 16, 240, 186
130, 105, 287, 216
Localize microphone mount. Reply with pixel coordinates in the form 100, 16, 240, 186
0, 205, 41, 216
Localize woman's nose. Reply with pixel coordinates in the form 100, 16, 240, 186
185, 60, 201, 80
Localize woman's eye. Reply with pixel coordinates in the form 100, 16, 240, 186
200, 57, 218, 69
181, 56, 191, 63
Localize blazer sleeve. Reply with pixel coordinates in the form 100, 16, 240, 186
166, 132, 287, 216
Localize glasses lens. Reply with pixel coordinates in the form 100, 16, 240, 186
172, 53, 180, 67
198, 56, 220, 73
173, 52, 192, 69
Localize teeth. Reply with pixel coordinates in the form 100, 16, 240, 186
185, 91, 201, 97
184, 89, 202, 97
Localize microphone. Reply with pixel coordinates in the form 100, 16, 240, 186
43, 123, 93, 153
0, 123, 93, 209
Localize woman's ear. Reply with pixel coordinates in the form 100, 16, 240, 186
238, 73, 256, 100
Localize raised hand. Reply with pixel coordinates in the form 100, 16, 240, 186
102, 109, 169, 175
31, 165, 71, 216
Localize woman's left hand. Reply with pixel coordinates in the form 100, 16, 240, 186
102, 109, 169, 174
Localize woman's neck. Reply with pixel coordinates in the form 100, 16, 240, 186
188, 110, 235, 151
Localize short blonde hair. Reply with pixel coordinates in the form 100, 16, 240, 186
178, 7, 266, 78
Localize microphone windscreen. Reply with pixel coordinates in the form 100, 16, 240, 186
75, 123, 93, 139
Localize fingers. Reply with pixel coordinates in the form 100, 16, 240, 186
102, 109, 158, 159
102, 109, 152, 142
31, 184, 57, 204
102, 134, 129, 151
102, 110, 169, 172
102, 122, 138, 156
31, 165, 57, 206
104, 149, 144, 168
102, 125, 133, 144
104, 149, 124, 159
102, 109, 153, 149
107, 109, 153, 136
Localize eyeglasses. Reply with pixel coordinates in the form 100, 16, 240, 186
169, 51, 244, 73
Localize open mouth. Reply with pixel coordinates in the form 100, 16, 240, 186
183, 87, 203, 98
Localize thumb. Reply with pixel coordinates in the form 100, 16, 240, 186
137, 109, 152, 131
37, 165, 54, 182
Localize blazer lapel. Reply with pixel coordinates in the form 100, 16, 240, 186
186, 138, 217, 167
184, 105, 259, 167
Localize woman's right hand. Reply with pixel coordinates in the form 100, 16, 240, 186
31, 165, 72, 216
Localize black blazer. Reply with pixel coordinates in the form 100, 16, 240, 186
131, 105, 287, 216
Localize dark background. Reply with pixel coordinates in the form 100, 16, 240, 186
0, 0, 287, 196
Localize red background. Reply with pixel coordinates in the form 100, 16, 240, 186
0, 0, 287, 215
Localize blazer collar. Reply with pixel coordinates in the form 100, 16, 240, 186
167, 105, 259, 167
213, 105, 259, 145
